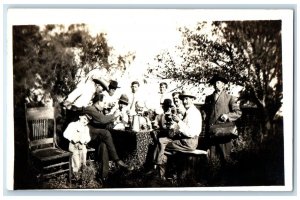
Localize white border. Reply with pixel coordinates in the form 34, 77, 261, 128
3, 5, 296, 196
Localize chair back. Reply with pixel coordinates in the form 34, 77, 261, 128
25, 105, 56, 150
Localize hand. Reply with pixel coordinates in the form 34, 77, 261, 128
113, 109, 121, 118
220, 114, 229, 122
172, 114, 180, 123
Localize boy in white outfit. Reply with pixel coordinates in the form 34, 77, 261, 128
63, 114, 92, 173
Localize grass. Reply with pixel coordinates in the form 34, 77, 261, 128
14, 116, 284, 189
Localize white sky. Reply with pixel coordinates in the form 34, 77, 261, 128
8, 9, 291, 80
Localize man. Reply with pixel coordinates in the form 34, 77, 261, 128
82, 94, 133, 181
203, 74, 242, 163
128, 81, 144, 115
63, 76, 109, 126
172, 91, 186, 120
154, 82, 173, 115
64, 70, 109, 108
103, 80, 121, 114
113, 94, 130, 130
150, 90, 202, 179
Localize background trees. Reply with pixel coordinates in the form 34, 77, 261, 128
13, 24, 134, 107
147, 20, 283, 137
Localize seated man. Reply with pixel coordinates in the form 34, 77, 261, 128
81, 94, 134, 181
150, 90, 202, 179
152, 98, 177, 139
113, 94, 130, 130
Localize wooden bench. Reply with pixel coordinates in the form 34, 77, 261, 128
166, 149, 209, 181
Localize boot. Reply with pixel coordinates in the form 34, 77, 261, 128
116, 160, 134, 171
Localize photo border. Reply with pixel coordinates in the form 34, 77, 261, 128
2, 1, 298, 198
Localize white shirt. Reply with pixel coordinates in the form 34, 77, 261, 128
66, 79, 97, 107
128, 91, 145, 115
176, 104, 202, 138
153, 92, 173, 115
63, 121, 91, 144
65, 68, 108, 108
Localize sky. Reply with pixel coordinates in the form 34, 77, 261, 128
8, 9, 291, 80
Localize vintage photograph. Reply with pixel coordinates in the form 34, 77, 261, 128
7, 9, 293, 191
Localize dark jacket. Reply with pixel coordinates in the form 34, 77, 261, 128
83, 105, 115, 129
203, 90, 242, 160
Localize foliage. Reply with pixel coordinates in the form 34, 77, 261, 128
147, 20, 283, 133
13, 24, 135, 107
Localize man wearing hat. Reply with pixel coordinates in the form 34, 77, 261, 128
113, 94, 130, 130
64, 69, 109, 109
149, 90, 202, 179
81, 93, 133, 181
203, 74, 242, 163
103, 80, 121, 114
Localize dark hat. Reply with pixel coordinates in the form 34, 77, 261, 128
93, 77, 109, 91
92, 93, 104, 104
109, 80, 120, 89
162, 98, 173, 107
118, 94, 129, 105
208, 74, 228, 84
179, 90, 196, 100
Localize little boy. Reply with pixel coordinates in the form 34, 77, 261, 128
63, 113, 92, 173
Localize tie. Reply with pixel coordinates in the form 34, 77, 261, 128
130, 94, 136, 110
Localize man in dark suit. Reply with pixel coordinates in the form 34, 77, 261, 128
203, 74, 242, 163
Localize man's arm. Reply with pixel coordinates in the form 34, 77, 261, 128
83, 106, 115, 124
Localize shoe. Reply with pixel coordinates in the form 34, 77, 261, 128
117, 160, 134, 171
145, 168, 158, 176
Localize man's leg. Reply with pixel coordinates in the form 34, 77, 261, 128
98, 142, 109, 180
89, 126, 132, 171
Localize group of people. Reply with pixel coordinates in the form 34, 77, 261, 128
60, 69, 242, 182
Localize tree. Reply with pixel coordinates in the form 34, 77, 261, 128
13, 24, 135, 107
147, 20, 282, 136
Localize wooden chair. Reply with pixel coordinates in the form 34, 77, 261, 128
25, 105, 72, 184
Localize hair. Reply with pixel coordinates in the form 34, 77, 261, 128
159, 82, 168, 88
131, 81, 140, 87
172, 91, 181, 97
92, 93, 104, 104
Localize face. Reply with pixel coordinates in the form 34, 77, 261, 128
182, 97, 194, 109
173, 94, 180, 106
94, 100, 105, 111
118, 102, 127, 110
135, 103, 144, 114
159, 84, 167, 93
214, 81, 225, 92
131, 83, 139, 93
95, 83, 104, 93
79, 115, 89, 126
108, 88, 116, 96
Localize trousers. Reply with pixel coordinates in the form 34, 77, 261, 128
88, 125, 120, 178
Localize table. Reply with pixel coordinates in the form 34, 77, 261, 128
110, 129, 154, 170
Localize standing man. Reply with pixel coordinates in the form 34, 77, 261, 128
128, 81, 144, 115
150, 90, 202, 179
203, 74, 242, 163
154, 82, 173, 115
